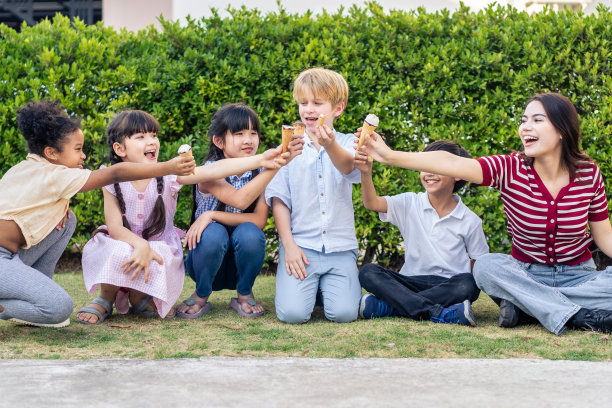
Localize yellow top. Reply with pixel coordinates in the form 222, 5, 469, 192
0, 154, 91, 248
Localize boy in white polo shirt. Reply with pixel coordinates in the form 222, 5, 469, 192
356, 140, 489, 326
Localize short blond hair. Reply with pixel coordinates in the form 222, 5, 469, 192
293, 68, 349, 107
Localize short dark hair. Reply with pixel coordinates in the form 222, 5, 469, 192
17, 99, 82, 156
422, 140, 471, 193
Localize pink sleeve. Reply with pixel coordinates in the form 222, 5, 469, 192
166, 175, 182, 196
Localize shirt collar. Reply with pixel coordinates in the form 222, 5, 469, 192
420, 192, 466, 219
26, 153, 47, 163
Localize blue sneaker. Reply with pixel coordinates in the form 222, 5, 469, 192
431, 300, 477, 327
359, 294, 398, 319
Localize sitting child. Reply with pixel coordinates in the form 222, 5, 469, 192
356, 140, 489, 326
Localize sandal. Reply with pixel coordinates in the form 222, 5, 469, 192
230, 297, 264, 318
129, 295, 157, 317
176, 297, 211, 319
77, 296, 113, 325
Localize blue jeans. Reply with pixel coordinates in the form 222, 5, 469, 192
275, 245, 361, 324
473, 253, 612, 334
184, 222, 265, 298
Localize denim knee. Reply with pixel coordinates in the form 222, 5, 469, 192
452, 273, 480, 302
276, 303, 311, 324
231, 223, 265, 255
191, 222, 230, 259
324, 304, 358, 323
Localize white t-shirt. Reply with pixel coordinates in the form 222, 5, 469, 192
380, 192, 489, 278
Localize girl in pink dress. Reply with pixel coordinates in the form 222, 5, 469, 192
76, 110, 288, 324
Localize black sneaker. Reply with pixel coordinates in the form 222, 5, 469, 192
498, 299, 520, 328
570, 308, 612, 333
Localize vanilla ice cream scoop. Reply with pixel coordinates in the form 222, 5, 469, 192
177, 144, 192, 154
364, 114, 379, 127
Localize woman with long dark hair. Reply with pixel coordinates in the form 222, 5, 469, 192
358, 93, 612, 335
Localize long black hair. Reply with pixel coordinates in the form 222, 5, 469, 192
190, 103, 262, 223
17, 99, 82, 156
107, 110, 166, 240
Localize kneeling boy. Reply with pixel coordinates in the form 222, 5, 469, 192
356, 140, 489, 326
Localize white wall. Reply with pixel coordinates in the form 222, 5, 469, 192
172, 0, 506, 24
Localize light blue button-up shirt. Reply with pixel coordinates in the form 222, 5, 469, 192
265, 130, 361, 253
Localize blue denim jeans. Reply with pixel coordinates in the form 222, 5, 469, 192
184, 221, 265, 298
473, 253, 612, 334
275, 245, 361, 324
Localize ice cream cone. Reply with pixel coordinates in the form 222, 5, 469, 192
358, 114, 379, 162
177, 144, 195, 175
281, 125, 295, 153
293, 121, 306, 136
317, 114, 327, 127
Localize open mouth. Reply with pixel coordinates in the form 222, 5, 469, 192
522, 135, 538, 146
144, 149, 157, 160
423, 178, 440, 185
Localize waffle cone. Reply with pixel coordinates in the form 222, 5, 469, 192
282, 126, 294, 153
358, 121, 377, 149
293, 123, 305, 136
179, 151, 196, 175
317, 114, 327, 127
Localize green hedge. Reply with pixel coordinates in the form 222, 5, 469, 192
1, 4, 611, 269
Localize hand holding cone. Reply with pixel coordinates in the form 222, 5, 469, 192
281, 125, 295, 153
358, 114, 379, 162
177, 144, 196, 174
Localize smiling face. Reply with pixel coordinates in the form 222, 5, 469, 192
420, 171, 458, 197
45, 129, 87, 168
296, 90, 344, 135
113, 132, 160, 164
519, 101, 563, 160
214, 122, 260, 159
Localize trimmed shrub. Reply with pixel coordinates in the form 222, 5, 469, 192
1, 4, 611, 269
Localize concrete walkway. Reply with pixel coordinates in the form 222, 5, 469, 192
1, 357, 611, 407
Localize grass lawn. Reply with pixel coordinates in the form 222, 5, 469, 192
1, 271, 610, 361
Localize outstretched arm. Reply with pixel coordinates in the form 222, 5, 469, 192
360, 131, 484, 184
355, 148, 387, 213
177, 147, 288, 185
80, 156, 195, 193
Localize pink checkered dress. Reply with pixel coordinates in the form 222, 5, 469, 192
82, 174, 185, 318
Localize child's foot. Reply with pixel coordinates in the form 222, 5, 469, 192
176, 293, 211, 319
359, 294, 398, 319
230, 293, 264, 318
77, 296, 114, 325
430, 300, 477, 327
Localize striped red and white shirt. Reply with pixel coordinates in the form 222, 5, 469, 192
478, 153, 609, 265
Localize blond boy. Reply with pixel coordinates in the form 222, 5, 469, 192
265, 68, 361, 323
